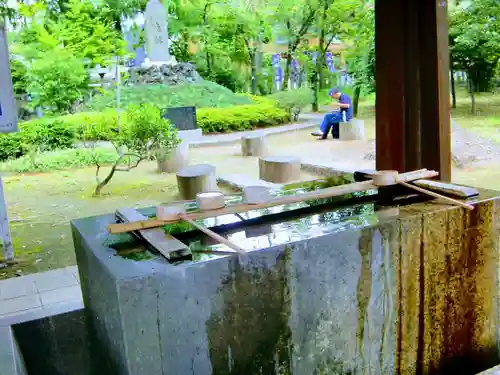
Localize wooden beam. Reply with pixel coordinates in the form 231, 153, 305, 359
375, 0, 452, 181
419, 0, 452, 181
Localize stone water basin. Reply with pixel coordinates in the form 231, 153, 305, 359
71, 178, 500, 375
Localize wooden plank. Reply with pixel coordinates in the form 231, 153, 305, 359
116, 208, 190, 260
108, 169, 439, 234
413, 180, 479, 199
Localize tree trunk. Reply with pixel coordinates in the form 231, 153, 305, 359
450, 68, 457, 109
317, 7, 326, 90
203, 3, 211, 77
312, 29, 325, 112
250, 51, 258, 95
312, 71, 319, 112
468, 77, 476, 115
282, 51, 292, 90
94, 165, 118, 196
353, 85, 361, 117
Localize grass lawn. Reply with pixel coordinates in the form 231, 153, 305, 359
1, 163, 181, 278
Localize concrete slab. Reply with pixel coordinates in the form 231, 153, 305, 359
217, 174, 282, 190
0, 326, 28, 375
0, 266, 82, 326
0, 278, 37, 300
39, 285, 82, 306
34, 268, 79, 292
0, 295, 41, 316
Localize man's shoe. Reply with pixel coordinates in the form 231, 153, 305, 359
311, 131, 323, 137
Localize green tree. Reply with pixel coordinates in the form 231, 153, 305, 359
53, 0, 126, 67
272, 0, 317, 90
449, 0, 500, 112
26, 49, 89, 113
343, 1, 374, 115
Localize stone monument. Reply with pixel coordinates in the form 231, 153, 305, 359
127, 0, 201, 85
143, 0, 176, 67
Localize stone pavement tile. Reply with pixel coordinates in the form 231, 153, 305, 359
39, 285, 82, 306
34, 268, 79, 292
0, 307, 44, 327
0, 294, 41, 316
42, 299, 84, 317
0, 277, 37, 301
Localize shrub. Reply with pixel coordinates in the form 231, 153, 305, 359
0, 119, 76, 161
0, 147, 119, 173
268, 88, 314, 121
26, 49, 89, 113
197, 104, 289, 133
81, 104, 180, 195
86, 81, 253, 112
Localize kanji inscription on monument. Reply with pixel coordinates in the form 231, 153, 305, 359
144, 0, 170, 63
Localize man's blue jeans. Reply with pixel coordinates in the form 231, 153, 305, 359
320, 112, 343, 139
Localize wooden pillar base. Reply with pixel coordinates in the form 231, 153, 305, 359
259, 156, 301, 183
241, 132, 268, 157
176, 164, 218, 200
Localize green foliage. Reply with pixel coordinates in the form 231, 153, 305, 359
0, 119, 76, 161
63, 110, 120, 141
87, 82, 253, 111
52, 0, 126, 66
0, 147, 119, 173
82, 103, 180, 195
450, 0, 500, 92
197, 104, 289, 133
9, 58, 28, 96
26, 49, 89, 113
344, 1, 375, 93
268, 88, 313, 121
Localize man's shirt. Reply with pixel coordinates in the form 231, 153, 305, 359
338, 93, 353, 122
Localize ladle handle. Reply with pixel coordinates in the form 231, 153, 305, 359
179, 214, 247, 255
399, 181, 474, 211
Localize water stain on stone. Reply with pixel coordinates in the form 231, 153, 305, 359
206, 249, 292, 375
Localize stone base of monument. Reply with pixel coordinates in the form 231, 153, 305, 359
339, 119, 365, 141
156, 142, 189, 174
71, 187, 500, 375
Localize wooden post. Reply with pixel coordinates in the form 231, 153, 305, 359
375, 0, 451, 181
259, 156, 301, 183
176, 164, 218, 200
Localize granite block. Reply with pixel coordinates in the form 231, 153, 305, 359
0, 326, 27, 375
71, 192, 500, 375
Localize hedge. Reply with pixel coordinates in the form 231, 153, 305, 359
196, 104, 289, 133
0, 103, 290, 161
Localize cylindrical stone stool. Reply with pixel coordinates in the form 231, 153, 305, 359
157, 141, 189, 174
339, 119, 366, 141
176, 164, 218, 200
241, 131, 268, 157
259, 156, 301, 183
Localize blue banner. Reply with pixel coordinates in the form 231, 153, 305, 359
326, 52, 335, 72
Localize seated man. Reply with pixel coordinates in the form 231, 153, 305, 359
311, 87, 353, 139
